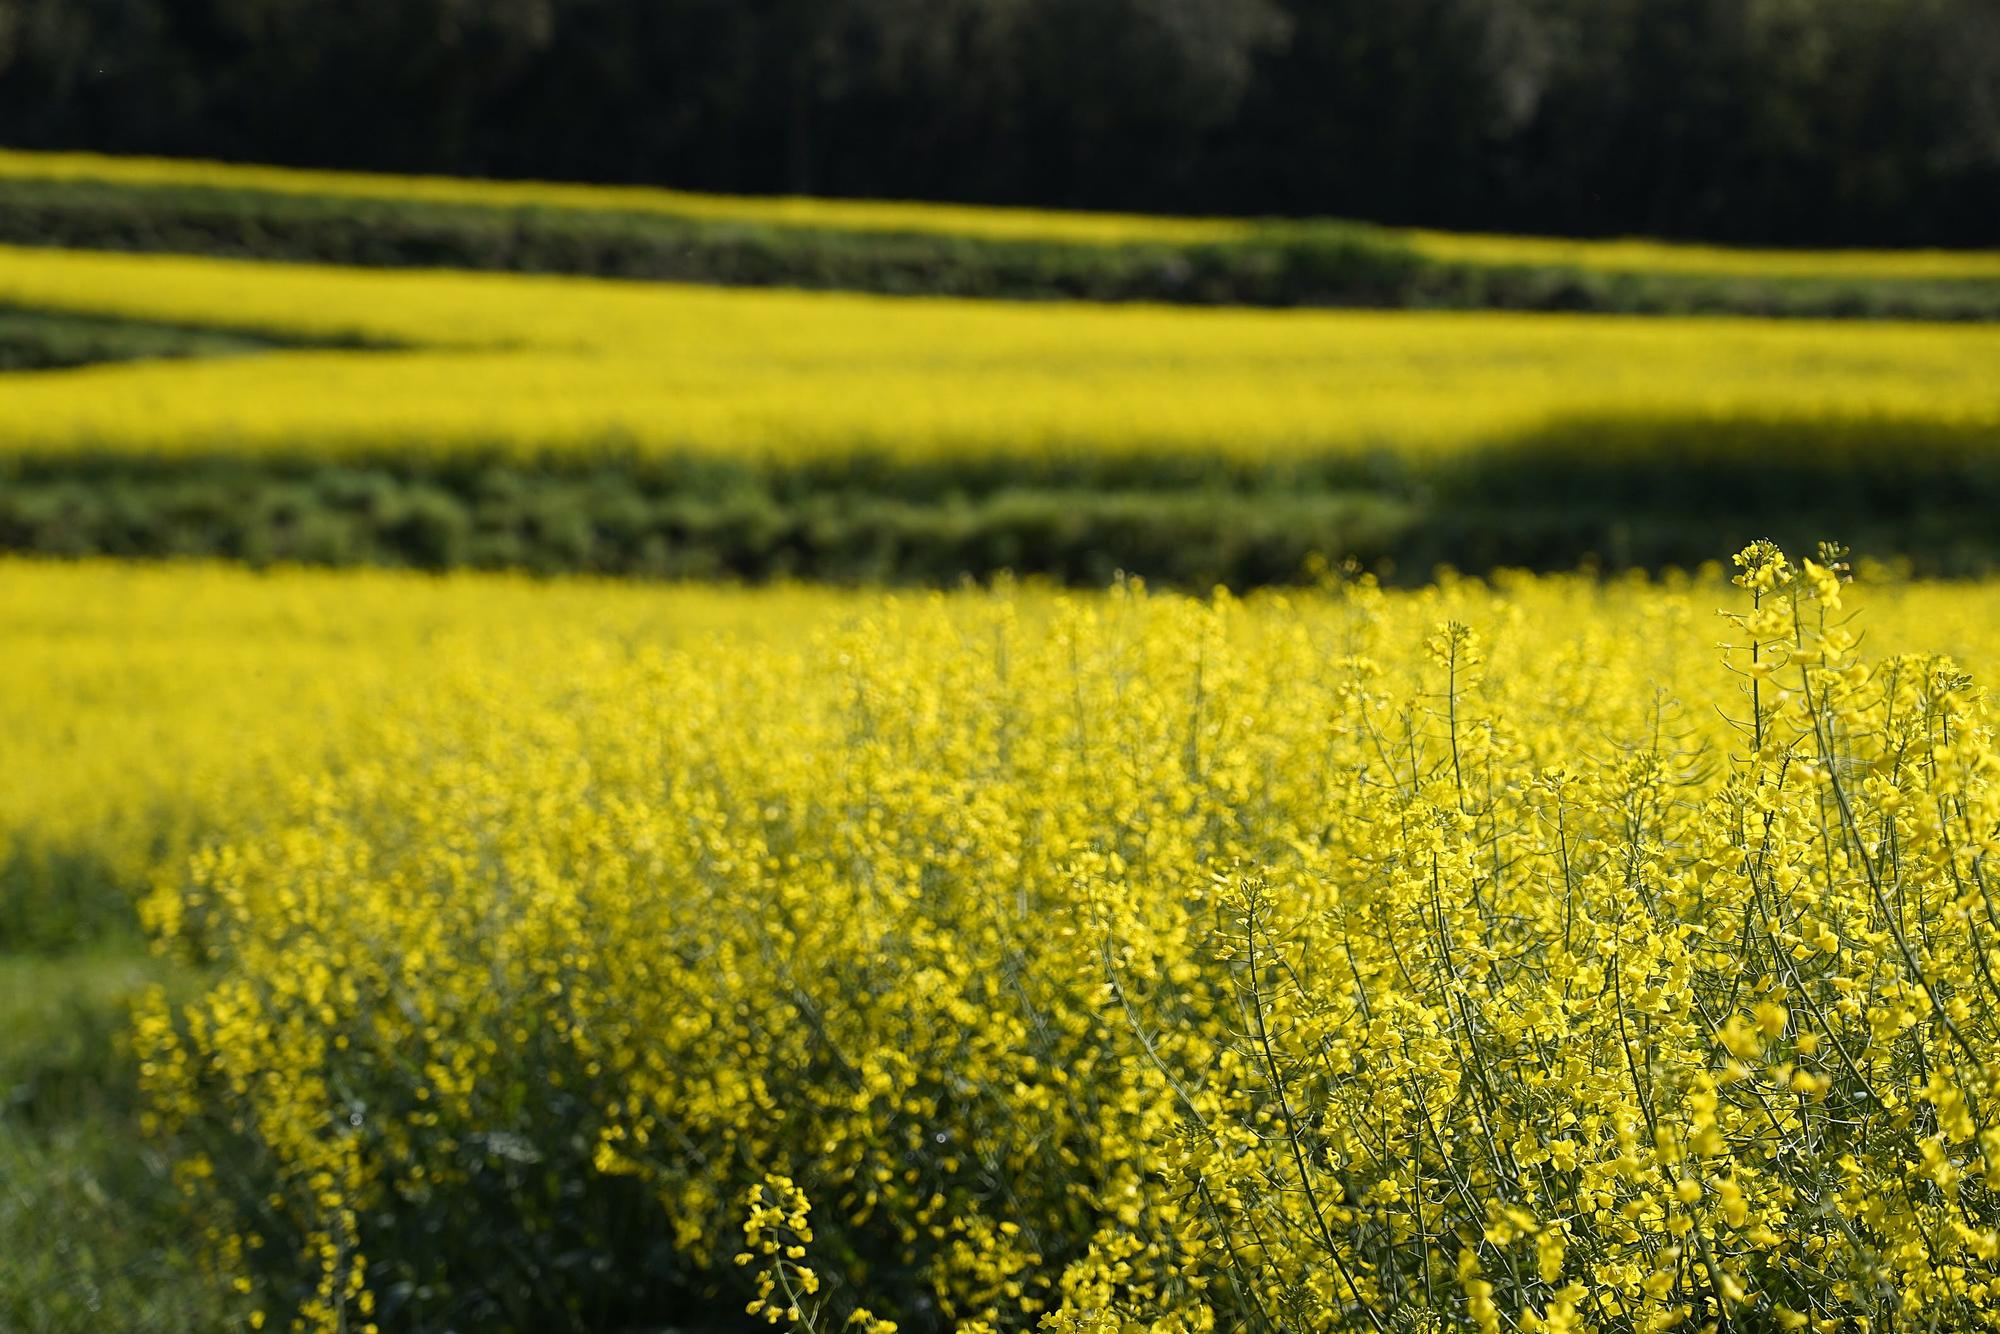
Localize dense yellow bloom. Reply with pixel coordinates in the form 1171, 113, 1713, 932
0, 247, 1994, 474
18, 555, 2000, 1328
0, 561, 864, 944
6, 148, 1999, 281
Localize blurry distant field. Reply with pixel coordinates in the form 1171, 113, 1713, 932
1, 235, 1998, 583
3, 149, 1997, 584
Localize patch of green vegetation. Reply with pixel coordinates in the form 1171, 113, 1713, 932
0, 950, 240, 1332
3, 455, 1997, 587
0, 840, 142, 954
0, 301, 393, 372
5, 175, 1997, 320
0, 305, 289, 371
0, 463, 1413, 587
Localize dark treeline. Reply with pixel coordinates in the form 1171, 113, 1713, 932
1, 0, 1995, 247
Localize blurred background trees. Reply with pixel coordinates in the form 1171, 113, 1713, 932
0, 0, 1993, 244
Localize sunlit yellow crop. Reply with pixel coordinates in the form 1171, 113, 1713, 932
6, 148, 1998, 283
0, 246, 1995, 476
0, 560, 866, 946
17, 555, 2000, 1328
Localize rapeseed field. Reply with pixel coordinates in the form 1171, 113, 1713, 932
10, 140, 2000, 1334
0, 246, 1995, 478
16, 554, 2000, 1329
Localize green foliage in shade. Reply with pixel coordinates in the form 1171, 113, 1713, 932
0, 300, 393, 372
0, 840, 143, 954
4, 457, 1999, 588
0, 304, 306, 371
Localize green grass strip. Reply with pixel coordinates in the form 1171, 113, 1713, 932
5, 459, 1997, 587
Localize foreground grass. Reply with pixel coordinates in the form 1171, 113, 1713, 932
0, 950, 236, 1332
3, 149, 1996, 319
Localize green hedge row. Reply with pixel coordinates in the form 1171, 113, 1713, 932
6, 176, 1999, 320
0, 466, 1408, 587
7, 460, 2000, 587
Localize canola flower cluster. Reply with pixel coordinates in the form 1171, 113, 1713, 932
51, 548, 2000, 1331
0, 246, 1996, 477
9, 148, 2000, 282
